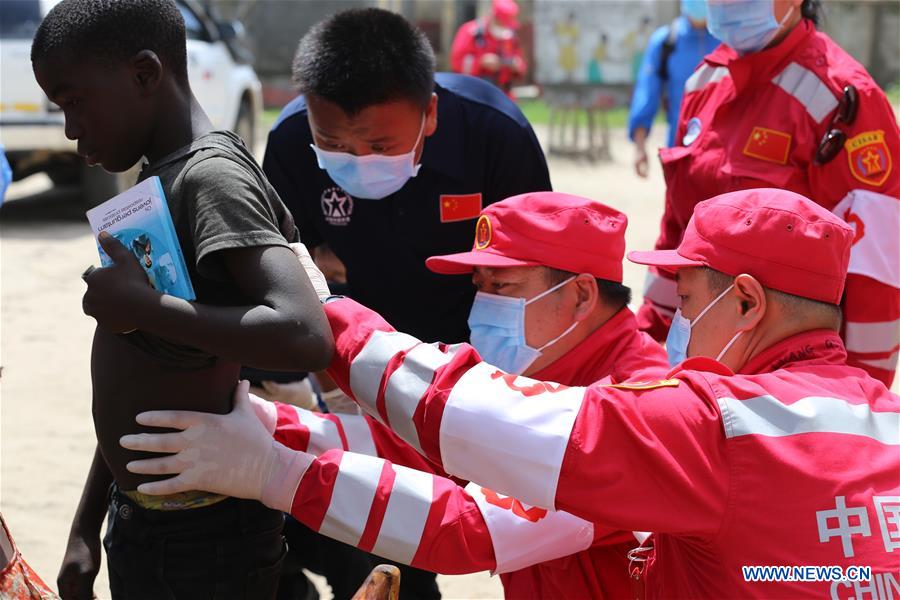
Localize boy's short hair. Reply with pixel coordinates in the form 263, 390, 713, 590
31, 0, 188, 84
293, 8, 436, 115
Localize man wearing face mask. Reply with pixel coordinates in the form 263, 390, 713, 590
261, 11, 549, 595
122, 188, 899, 598
637, 0, 900, 389
627, 0, 719, 177
450, 0, 527, 97
121, 192, 670, 599
264, 8, 549, 348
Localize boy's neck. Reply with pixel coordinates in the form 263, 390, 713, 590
144, 84, 214, 165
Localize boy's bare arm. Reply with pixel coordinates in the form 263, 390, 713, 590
82, 234, 333, 372
58, 446, 112, 599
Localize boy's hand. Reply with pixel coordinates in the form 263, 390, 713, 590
57, 528, 101, 599
82, 232, 158, 332
121, 381, 313, 512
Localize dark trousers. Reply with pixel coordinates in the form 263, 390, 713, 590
104, 487, 286, 600
278, 517, 440, 600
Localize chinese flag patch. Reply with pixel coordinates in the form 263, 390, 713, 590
846, 130, 892, 187
742, 126, 792, 165
440, 193, 482, 223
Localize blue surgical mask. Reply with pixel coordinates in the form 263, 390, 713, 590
310, 115, 425, 200
707, 0, 795, 54
681, 0, 708, 23
468, 276, 578, 375
666, 283, 743, 366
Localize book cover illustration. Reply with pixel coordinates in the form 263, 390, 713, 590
85, 176, 196, 301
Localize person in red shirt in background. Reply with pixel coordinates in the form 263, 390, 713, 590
637, 0, 900, 387
450, 0, 526, 97
125, 192, 670, 599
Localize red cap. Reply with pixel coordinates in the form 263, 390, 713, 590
426, 192, 627, 282
628, 188, 853, 304
492, 0, 519, 28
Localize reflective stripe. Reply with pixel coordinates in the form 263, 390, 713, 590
844, 320, 900, 355
335, 414, 377, 457
684, 64, 729, 94
370, 465, 434, 564
856, 351, 899, 373
293, 407, 343, 456
717, 395, 899, 445
384, 343, 454, 454
642, 270, 678, 309
440, 362, 584, 509
772, 62, 838, 123
319, 453, 383, 547
832, 190, 900, 289
467, 482, 594, 574
349, 330, 419, 420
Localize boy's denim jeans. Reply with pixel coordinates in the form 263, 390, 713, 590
104, 485, 285, 599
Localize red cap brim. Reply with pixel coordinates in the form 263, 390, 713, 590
426, 250, 541, 275
626, 249, 705, 272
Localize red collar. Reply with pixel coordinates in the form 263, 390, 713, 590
532, 308, 640, 386
667, 329, 847, 379
738, 329, 847, 374
704, 19, 815, 86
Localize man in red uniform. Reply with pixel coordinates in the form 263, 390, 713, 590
125, 188, 898, 598
638, 0, 900, 387
450, 0, 526, 96
123, 192, 669, 599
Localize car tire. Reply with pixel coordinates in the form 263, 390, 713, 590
233, 95, 255, 149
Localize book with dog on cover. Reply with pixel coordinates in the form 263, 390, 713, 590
85, 175, 196, 301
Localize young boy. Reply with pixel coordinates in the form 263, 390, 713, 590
30, 1, 334, 598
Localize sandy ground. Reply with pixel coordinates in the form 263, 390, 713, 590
0, 123, 693, 599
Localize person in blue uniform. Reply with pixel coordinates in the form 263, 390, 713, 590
261, 8, 550, 599
264, 8, 551, 346
627, 0, 719, 177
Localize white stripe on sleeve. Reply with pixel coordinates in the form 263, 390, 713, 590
349, 330, 420, 421
440, 362, 584, 509
335, 413, 378, 456
717, 395, 899, 445
383, 343, 455, 454
370, 465, 434, 565
319, 453, 383, 547
772, 62, 838, 123
844, 320, 900, 355
467, 482, 594, 574
293, 406, 343, 456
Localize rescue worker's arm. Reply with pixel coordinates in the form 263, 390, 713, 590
810, 87, 900, 386
285, 449, 602, 575
323, 298, 729, 532
268, 400, 454, 478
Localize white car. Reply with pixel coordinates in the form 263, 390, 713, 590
0, 0, 262, 206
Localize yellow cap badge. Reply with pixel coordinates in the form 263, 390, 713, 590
474, 214, 492, 250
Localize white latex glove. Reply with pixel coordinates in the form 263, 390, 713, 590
290, 242, 330, 301
321, 387, 360, 415
256, 378, 319, 411
120, 381, 313, 512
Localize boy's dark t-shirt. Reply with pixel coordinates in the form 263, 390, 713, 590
92, 130, 300, 489
127, 130, 300, 368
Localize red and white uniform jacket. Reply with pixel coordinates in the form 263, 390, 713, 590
275, 307, 668, 599
638, 19, 900, 386
304, 298, 899, 599
450, 18, 526, 94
